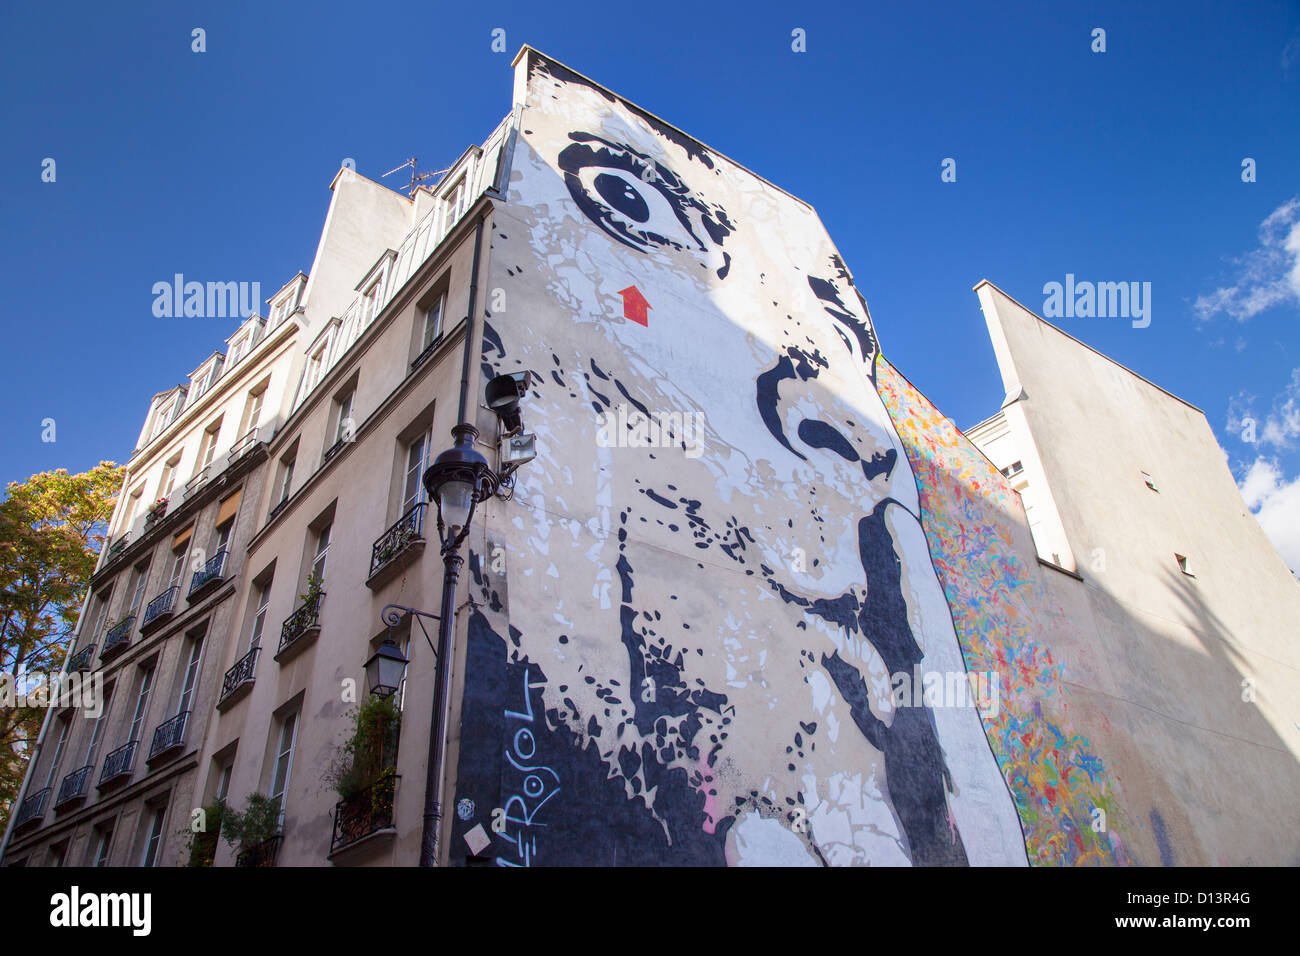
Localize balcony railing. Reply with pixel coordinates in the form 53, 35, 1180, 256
331, 773, 399, 854
148, 711, 190, 764
235, 835, 282, 867
369, 503, 426, 580
268, 497, 290, 522
220, 647, 260, 706
227, 426, 260, 463
278, 590, 324, 657
188, 549, 227, 599
12, 788, 51, 830
68, 643, 96, 672
98, 740, 137, 788
410, 337, 440, 372
182, 466, 210, 499
100, 616, 135, 661
141, 586, 179, 630
322, 436, 347, 464
55, 765, 93, 808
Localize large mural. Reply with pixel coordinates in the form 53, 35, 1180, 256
451, 50, 1030, 866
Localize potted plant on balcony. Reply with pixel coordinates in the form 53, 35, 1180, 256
300, 570, 323, 611
145, 497, 168, 527
222, 792, 283, 865
325, 694, 401, 840
178, 798, 226, 867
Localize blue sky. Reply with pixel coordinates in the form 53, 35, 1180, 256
2, 0, 1298, 565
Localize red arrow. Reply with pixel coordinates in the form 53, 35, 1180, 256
618, 285, 651, 326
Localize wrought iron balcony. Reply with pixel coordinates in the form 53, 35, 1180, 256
55, 765, 93, 809
100, 616, 135, 661
331, 773, 399, 854
227, 426, 260, 463
368, 503, 426, 584
188, 549, 227, 601
144, 500, 169, 530
268, 497, 290, 522
68, 643, 96, 672
410, 337, 440, 371
235, 835, 282, 867
98, 740, 137, 789
12, 788, 51, 831
141, 586, 179, 631
278, 590, 324, 658
322, 436, 347, 464
219, 647, 259, 709
182, 466, 210, 499
148, 711, 189, 764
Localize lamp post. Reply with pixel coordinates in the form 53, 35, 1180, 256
418, 421, 497, 867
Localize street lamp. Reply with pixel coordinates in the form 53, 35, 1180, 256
363, 640, 408, 699
416, 421, 500, 867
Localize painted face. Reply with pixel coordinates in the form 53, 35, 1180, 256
457, 60, 1025, 867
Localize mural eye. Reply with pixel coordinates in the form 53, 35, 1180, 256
574, 165, 701, 252
594, 173, 649, 223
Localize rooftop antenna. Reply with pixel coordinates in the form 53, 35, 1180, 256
380, 157, 451, 197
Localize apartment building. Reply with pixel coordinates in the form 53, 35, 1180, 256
6, 47, 1299, 868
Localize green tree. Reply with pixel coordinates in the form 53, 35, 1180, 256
0, 462, 122, 831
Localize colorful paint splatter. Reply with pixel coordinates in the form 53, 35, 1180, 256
876, 356, 1132, 865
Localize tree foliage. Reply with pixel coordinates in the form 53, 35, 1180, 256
0, 462, 122, 830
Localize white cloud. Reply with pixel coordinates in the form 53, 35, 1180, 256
1237, 457, 1300, 574
1226, 367, 1300, 451
1194, 197, 1300, 322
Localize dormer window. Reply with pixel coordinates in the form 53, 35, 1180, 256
228, 334, 247, 366
445, 175, 467, 224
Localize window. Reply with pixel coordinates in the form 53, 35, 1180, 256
89, 586, 113, 639
141, 806, 167, 866
159, 456, 180, 501
445, 176, 467, 223
216, 762, 233, 802
277, 456, 295, 505
360, 278, 383, 325
1000, 461, 1024, 479
1143, 471, 1158, 491
84, 683, 113, 761
48, 841, 68, 867
213, 519, 233, 557
312, 524, 332, 582
122, 486, 144, 531
249, 580, 272, 649
269, 711, 299, 816
129, 666, 154, 744
177, 637, 204, 715
333, 390, 355, 446
403, 431, 431, 514
127, 561, 151, 619
228, 335, 247, 366
196, 422, 221, 475
43, 717, 71, 790
91, 825, 114, 867
167, 544, 188, 593
151, 397, 176, 440
421, 294, 444, 352
241, 388, 265, 439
